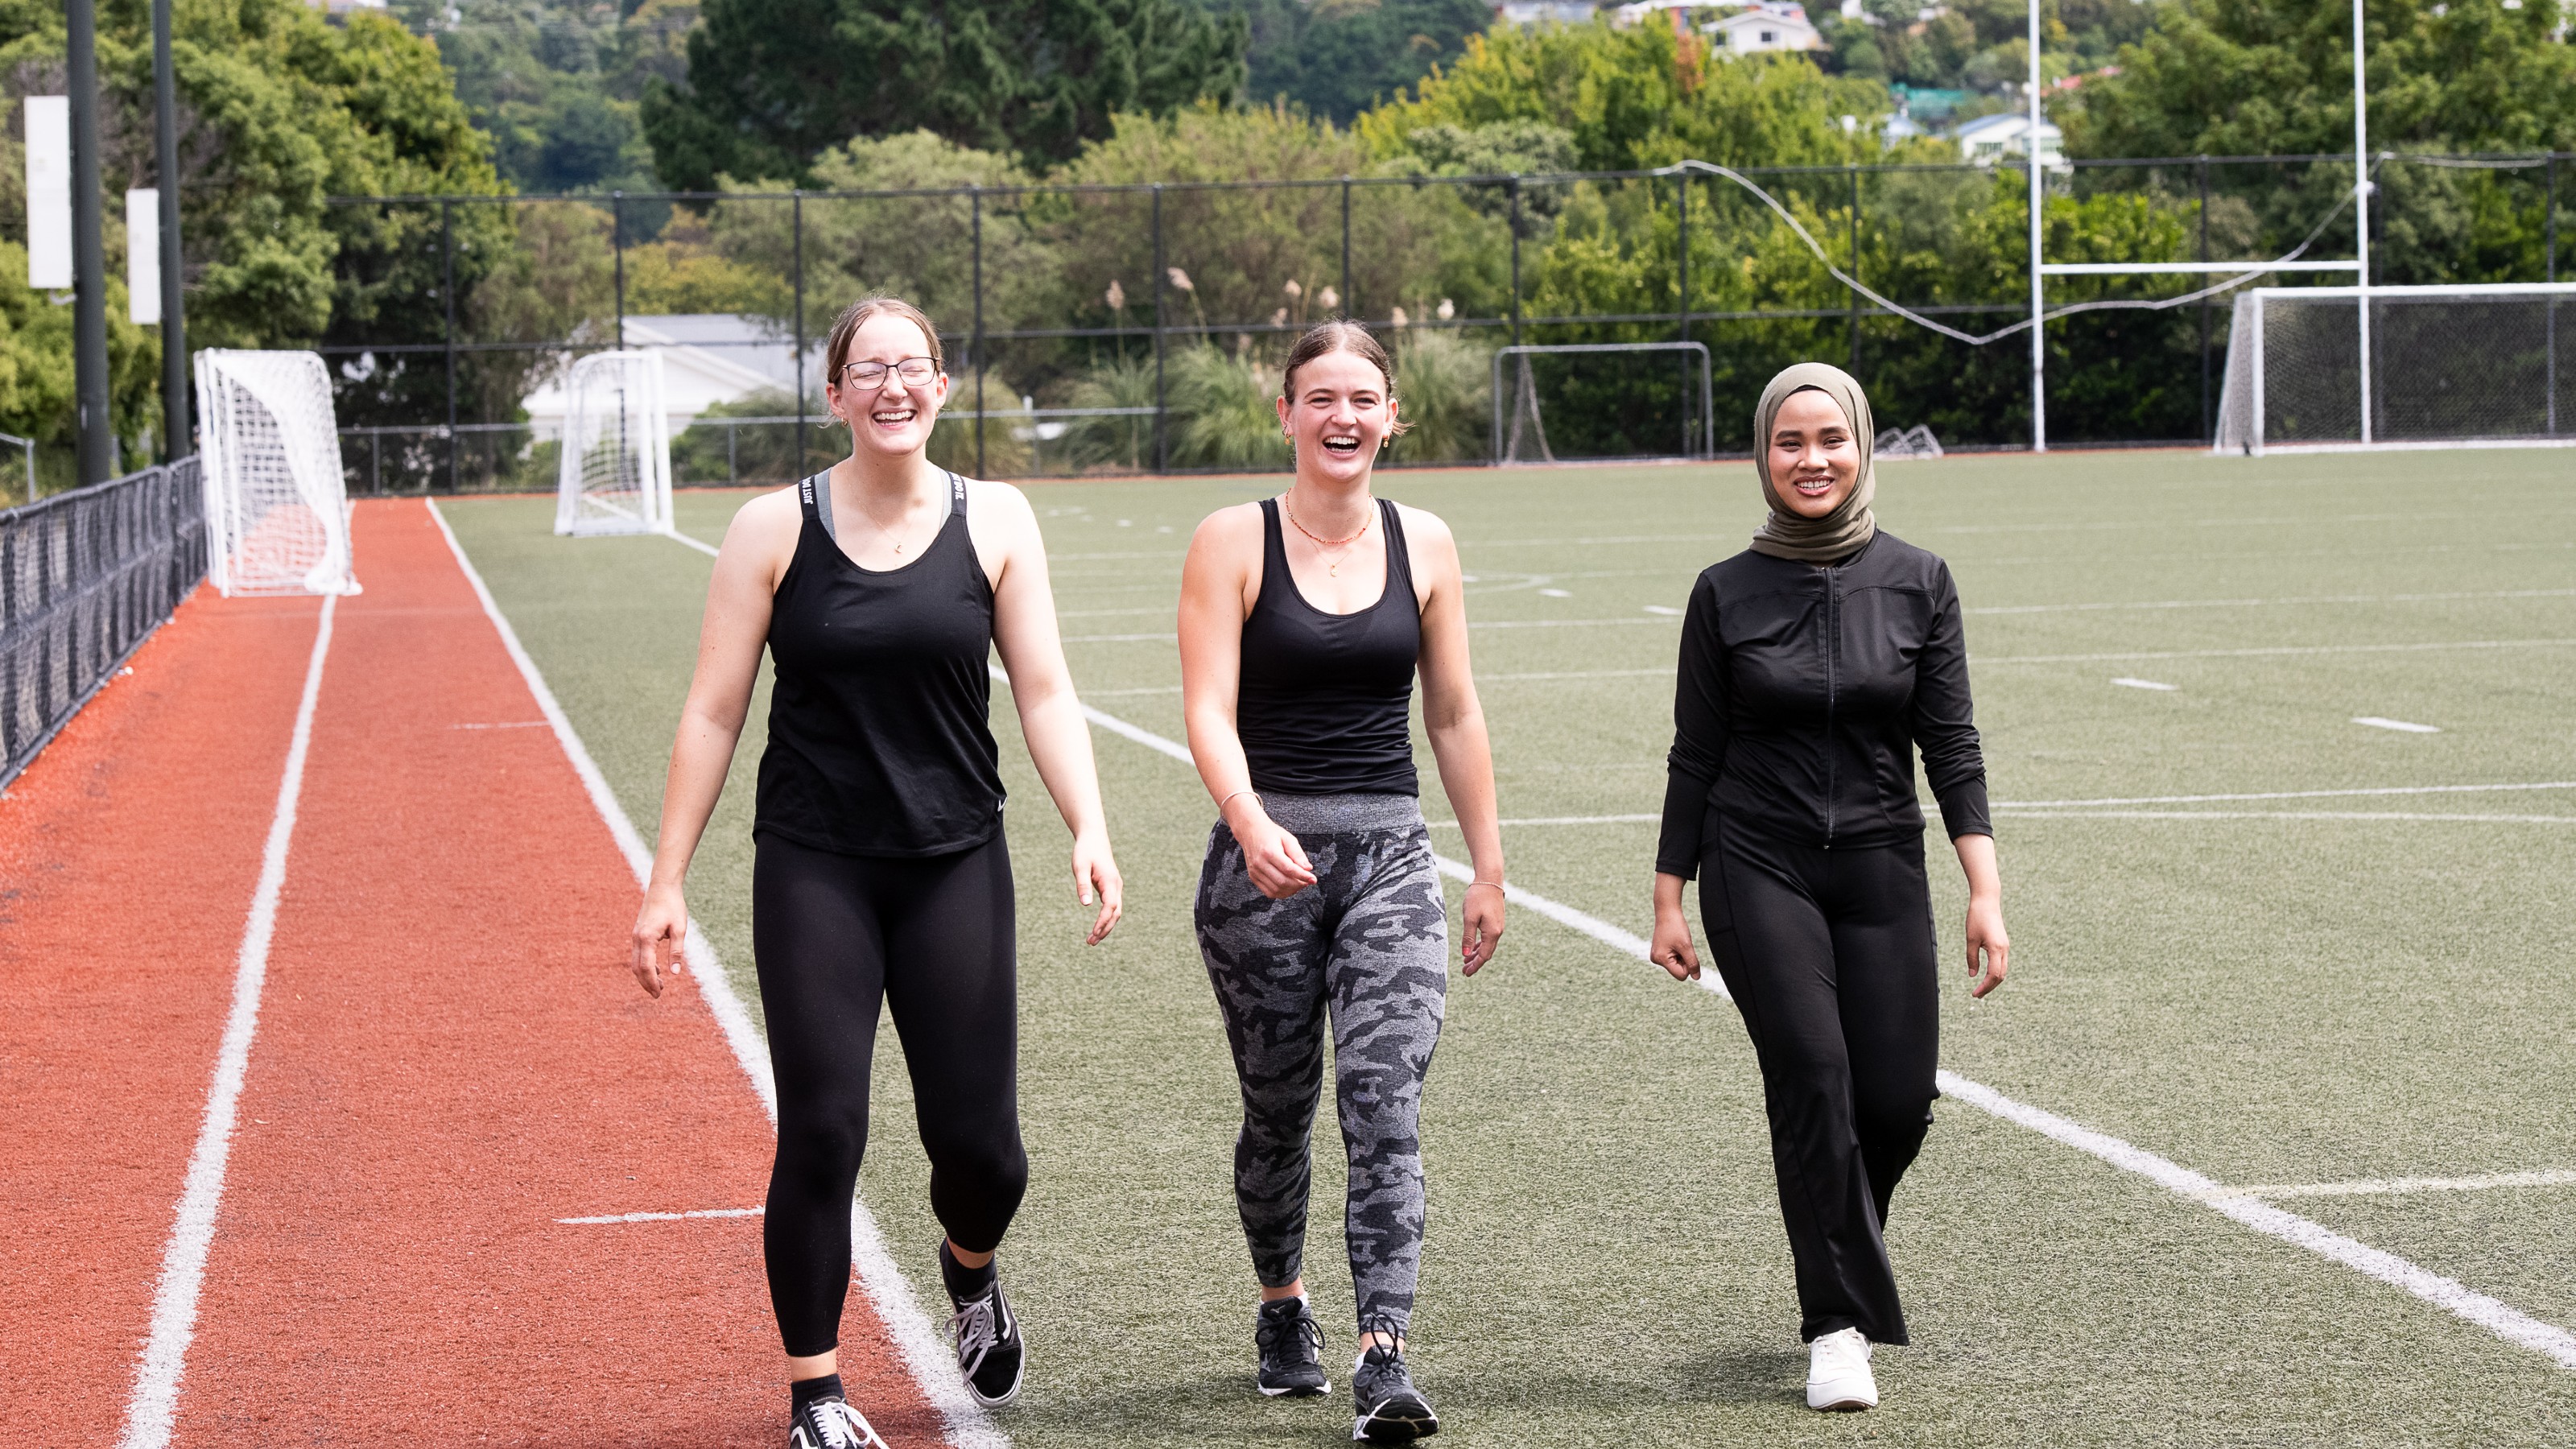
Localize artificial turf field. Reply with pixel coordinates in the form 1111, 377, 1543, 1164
444, 446, 2576, 1448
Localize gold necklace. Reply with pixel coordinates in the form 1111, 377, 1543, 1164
1283, 498, 1373, 576
852, 485, 935, 555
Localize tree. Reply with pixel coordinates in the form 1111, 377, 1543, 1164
640, 0, 1248, 190
1228, 0, 1492, 126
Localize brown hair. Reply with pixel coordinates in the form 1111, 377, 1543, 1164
824, 295, 945, 384
1279, 320, 1410, 435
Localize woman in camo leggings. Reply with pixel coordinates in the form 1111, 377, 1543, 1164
1178, 320, 1506, 1445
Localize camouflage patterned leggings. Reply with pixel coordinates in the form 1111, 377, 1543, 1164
1195, 792, 1450, 1335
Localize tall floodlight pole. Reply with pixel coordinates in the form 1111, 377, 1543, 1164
68, 0, 112, 485
155, 0, 187, 461
2353, 0, 2372, 444
2027, 0, 2046, 452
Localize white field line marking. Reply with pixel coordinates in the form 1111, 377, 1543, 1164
1478, 668, 1669, 683
558, 1207, 766, 1224
1063, 631, 1177, 643
1974, 638, 2576, 666
1430, 814, 1659, 828
444, 502, 1007, 1449
1969, 587, 2576, 617
2219, 1169, 2576, 1202
118, 596, 338, 1449
1055, 679, 2576, 1372
1938, 1073, 2576, 1371
2355, 716, 2443, 733
1085, 684, 1185, 697
1998, 810, 2576, 824
1643, 605, 1684, 616
1537, 588, 1573, 598
664, 526, 720, 558
2110, 677, 2178, 691
1993, 781, 2576, 808
451, 720, 551, 729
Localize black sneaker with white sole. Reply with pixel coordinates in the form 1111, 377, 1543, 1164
786, 1393, 890, 1449
949, 1276, 1026, 1407
1349, 1319, 1438, 1443
1255, 1295, 1329, 1397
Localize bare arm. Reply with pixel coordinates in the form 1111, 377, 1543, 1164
630, 489, 799, 997
982, 481, 1121, 944
1404, 507, 1505, 975
1179, 505, 1316, 900
1955, 831, 2008, 997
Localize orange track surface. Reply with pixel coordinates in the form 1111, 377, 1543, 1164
10, 500, 943, 1444
1, 588, 322, 1435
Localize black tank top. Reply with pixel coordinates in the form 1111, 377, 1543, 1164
1236, 497, 1421, 797
754, 472, 1005, 857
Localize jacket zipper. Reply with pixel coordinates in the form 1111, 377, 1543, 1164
1822, 563, 1838, 848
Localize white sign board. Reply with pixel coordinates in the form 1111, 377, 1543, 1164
127, 188, 159, 324
26, 96, 70, 291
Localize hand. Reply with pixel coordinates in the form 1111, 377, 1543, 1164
1459, 881, 1505, 975
1071, 830, 1124, 944
1964, 893, 2008, 997
1650, 903, 1701, 982
1227, 801, 1317, 900
630, 883, 689, 998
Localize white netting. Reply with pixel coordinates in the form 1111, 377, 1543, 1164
1489, 342, 1714, 464
555, 350, 673, 536
2216, 285, 2576, 453
1874, 425, 1945, 458
194, 349, 357, 597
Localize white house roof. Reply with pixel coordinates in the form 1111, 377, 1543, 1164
1703, 6, 1822, 48
522, 314, 819, 436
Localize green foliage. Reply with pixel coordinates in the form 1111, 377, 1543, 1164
1387, 324, 1488, 464
1821, 0, 2153, 94
669, 386, 807, 482
1162, 340, 1281, 468
411, 0, 694, 195
640, 0, 1248, 191
1058, 348, 1158, 471
1229, 0, 1493, 126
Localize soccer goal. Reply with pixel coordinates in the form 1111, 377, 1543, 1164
194, 349, 358, 597
554, 350, 673, 536
1489, 342, 1715, 465
2215, 284, 2576, 455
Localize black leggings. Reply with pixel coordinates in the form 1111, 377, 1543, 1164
1699, 818, 1938, 1345
752, 831, 1027, 1358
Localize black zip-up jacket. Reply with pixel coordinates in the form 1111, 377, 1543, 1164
1655, 530, 1990, 878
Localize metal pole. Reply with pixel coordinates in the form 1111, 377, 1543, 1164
2354, 0, 2372, 446
443, 198, 458, 492
972, 185, 985, 478
2198, 155, 2212, 444
1341, 179, 1352, 320
1847, 163, 1861, 375
153, 0, 185, 463
2546, 152, 2558, 436
1675, 168, 1690, 457
792, 191, 806, 481
68, 0, 111, 485
1152, 184, 1166, 473
2026, 0, 2046, 453
612, 192, 625, 349
1509, 177, 1523, 349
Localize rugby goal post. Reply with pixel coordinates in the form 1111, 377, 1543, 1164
194, 349, 359, 597
2215, 284, 2575, 455
555, 349, 674, 536
1488, 341, 1715, 464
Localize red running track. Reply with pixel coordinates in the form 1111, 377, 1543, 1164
7, 500, 943, 1445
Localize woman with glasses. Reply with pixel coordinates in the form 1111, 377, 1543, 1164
630, 295, 1123, 1449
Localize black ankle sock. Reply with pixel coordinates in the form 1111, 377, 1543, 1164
791, 1372, 844, 1414
939, 1240, 997, 1302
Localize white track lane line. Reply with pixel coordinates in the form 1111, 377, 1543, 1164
559, 1207, 767, 1224
438, 502, 1009, 1449
2220, 1169, 2576, 1201
118, 596, 339, 1449
1050, 685, 2576, 1373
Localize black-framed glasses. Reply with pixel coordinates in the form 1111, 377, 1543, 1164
839, 357, 939, 390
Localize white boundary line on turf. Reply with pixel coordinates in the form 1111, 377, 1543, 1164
1972, 638, 2576, 665
1995, 781, 2576, 808
2000, 810, 2576, 824
2218, 1169, 2576, 1201
436, 502, 1009, 1449
1047, 683, 2576, 1374
118, 595, 339, 1449
1968, 586, 2576, 617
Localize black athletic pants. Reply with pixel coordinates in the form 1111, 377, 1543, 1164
752, 831, 1027, 1358
1698, 817, 1938, 1345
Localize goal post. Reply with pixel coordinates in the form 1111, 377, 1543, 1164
2215, 284, 2575, 455
554, 349, 673, 536
1488, 341, 1715, 465
193, 349, 358, 597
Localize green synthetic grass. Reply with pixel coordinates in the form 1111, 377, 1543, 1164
443, 447, 2576, 1447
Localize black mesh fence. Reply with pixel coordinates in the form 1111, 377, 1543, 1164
1, 459, 208, 788
315, 151, 2570, 490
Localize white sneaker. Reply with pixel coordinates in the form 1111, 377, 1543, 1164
1806, 1327, 1878, 1411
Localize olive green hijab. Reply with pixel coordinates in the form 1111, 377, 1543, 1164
1748, 361, 1876, 564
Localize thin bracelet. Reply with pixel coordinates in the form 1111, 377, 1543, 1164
1467, 878, 1505, 890
1219, 789, 1260, 812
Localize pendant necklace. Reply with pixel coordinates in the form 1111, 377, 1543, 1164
1283, 498, 1372, 576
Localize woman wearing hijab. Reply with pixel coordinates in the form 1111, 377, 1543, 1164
1647, 363, 2008, 1414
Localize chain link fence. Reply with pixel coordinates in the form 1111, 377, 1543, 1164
1, 458, 208, 788
316, 151, 2570, 492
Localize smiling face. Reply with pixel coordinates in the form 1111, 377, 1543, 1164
1276, 348, 1398, 483
1766, 386, 1860, 519
825, 312, 949, 458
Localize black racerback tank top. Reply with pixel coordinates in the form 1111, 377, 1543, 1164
1236, 496, 1422, 797
754, 471, 1005, 857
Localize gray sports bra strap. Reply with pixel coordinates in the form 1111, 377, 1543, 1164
807, 473, 836, 543
949, 470, 968, 516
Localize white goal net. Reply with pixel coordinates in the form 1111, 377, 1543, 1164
194, 349, 358, 597
1488, 341, 1715, 464
2216, 284, 2575, 454
555, 349, 673, 536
